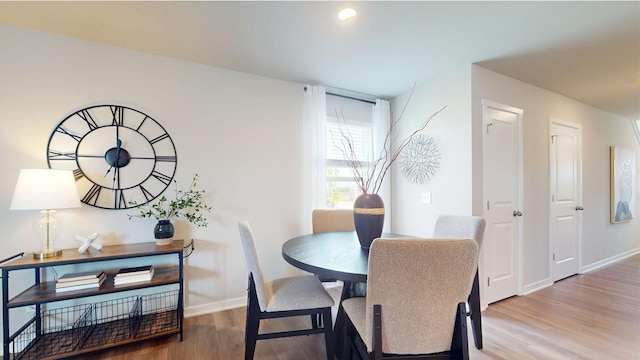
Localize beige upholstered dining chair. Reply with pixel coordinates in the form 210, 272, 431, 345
340, 238, 479, 360
433, 214, 486, 349
312, 208, 354, 284
237, 221, 335, 360
311, 209, 354, 325
312, 209, 356, 233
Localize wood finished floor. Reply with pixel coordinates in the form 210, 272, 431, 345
80, 254, 639, 360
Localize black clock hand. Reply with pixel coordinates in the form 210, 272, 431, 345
105, 136, 122, 177
112, 139, 121, 186
113, 166, 119, 189
115, 123, 120, 156
114, 123, 121, 164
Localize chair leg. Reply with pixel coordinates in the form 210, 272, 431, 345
334, 284, 349, 357
341, 307, 351, 360
372, 304, 383, 360
245, 276, 261, 360
321, 308, 334, 360
468, 270, 483, 349
244, 307, 260, 360
451, 302, 470, 360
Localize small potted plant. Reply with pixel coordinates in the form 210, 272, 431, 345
128, 174, 212, 245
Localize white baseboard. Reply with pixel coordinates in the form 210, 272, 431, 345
522, 277, 553, 296
519, 248, 640, 296
580, 248, 640, 274
184, 296, 246, 318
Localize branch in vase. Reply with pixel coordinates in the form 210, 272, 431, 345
331, 86, 446, 195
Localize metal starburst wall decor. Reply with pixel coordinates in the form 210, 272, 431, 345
399, 134, 441, 184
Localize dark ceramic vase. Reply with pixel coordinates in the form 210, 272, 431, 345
154, 220, 174, 245
353, 193, 385, 249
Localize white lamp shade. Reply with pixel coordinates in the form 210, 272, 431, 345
10, 169, 82, 210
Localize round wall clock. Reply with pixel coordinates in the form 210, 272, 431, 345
47, 105, 177, 209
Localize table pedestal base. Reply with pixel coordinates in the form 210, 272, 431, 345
334, 281, 367, 357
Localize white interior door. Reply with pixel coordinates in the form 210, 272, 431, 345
482, 100, 523, 305
549, 119, 582, 281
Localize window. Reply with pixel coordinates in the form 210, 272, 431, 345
325, 96, 374, 208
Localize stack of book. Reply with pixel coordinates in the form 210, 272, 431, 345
56, 270, 106, 293
114, 265, 154, 285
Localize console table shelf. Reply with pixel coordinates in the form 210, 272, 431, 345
1, 240, 184, 360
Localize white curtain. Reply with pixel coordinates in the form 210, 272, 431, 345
302, 85, 327, 231
372, 99, 391, 232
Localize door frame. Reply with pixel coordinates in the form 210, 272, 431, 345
548, 117, 583, 279
481, 99, 524, 308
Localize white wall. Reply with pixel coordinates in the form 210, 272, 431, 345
0, 24, 309, 325
390, 66, 473, 236
391, 63, 640, 300
471, 65, 640, 291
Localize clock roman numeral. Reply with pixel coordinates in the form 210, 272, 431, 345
115, 189, 127, 209
149, 133, 170, 144
156, 156, 177, 162
48, 150, 76, 160
138, 185, 155, 202
77, 110, 98, 130
136, 116, 149, 132
82, 184, 103, 206
151, 171, 173, 186
111, 106, 124, 126
73, 169, 84, 181
55, 126, 82, 142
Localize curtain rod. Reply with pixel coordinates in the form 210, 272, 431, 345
304, 86, 376, 105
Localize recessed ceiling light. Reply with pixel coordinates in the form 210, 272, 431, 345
338, 8, 357, 22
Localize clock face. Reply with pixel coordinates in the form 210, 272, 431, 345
47, 105, 177, 209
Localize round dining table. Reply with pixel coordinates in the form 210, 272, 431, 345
282, 231, 410, 282
282, 231, 412, 301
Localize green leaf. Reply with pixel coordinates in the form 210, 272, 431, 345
127, 174, 212, 227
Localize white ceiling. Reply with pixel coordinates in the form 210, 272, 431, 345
0, 1, 638, 119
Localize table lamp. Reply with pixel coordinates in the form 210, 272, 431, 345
10, 169, 82, 259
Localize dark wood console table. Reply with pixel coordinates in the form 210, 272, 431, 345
1, 240, 184, 360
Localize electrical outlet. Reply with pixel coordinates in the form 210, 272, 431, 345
421, 192, 432, 204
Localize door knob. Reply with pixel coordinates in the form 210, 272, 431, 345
576, 206, 584, 211
513, 210, 523, 217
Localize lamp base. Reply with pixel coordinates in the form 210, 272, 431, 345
33, 249, 63, 259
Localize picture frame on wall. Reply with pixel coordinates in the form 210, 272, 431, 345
610, 146, 635, 223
